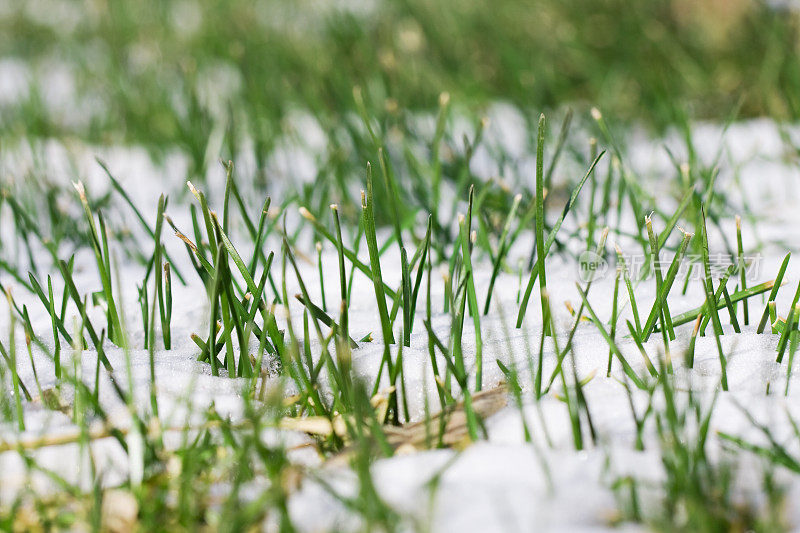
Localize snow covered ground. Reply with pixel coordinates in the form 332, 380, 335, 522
3, 112, 800, 530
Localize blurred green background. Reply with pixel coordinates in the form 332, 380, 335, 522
2, 0, 799, 148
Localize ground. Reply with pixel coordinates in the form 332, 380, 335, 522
3, 1, 800, 532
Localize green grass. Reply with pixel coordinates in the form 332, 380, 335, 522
362, 163, 395, 347
2, 107, 796, 530
516, 148, 605, 327
633, 370, 783, 531
3, 111, 797, 526
3, 1, 800, 530
3, 0, 800, 156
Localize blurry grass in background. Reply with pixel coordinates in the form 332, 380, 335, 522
1, 0, 799, 153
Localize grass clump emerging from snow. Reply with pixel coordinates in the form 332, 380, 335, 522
1, 101, 797, 531
3, 1, 800, 531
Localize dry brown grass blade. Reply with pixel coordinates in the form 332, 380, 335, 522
383, 385, 507, 450
324, 385, 508, 467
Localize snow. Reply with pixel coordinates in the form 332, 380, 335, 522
3, 111, 800, 529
